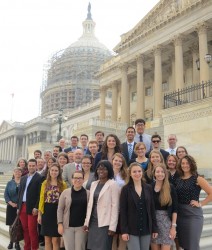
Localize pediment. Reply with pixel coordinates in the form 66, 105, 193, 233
114, 0, 201, 52
0, 120, 14, 134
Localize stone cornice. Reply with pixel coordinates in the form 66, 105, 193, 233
114, 0, 207, 53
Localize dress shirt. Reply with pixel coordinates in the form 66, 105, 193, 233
22, 172, 36, 202
134, 133, 151, 152
74, 163, 82, 171
165, 147, 177, 155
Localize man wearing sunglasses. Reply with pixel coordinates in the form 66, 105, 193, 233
146, 134, 169, 162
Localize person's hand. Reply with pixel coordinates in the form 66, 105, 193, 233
122, 234, 129, 241
83, 225, 89, 232
169, 227, 176, 240
190, 200, 201, 207
108, 230, 115, 236
17, 209, 20, 216
58, 223, 64, 235
37, 215, 42, 225
32, 208, 38, 216
152, 232, 158, 239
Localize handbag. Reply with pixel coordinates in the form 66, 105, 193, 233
9, 215, 24, 242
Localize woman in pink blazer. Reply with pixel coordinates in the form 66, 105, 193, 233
84, 160, 120, 250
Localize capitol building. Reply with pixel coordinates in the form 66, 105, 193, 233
0, 0, 212, 173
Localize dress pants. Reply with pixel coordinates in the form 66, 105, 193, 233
63, 226, 87, 250
19, 203, 39, 250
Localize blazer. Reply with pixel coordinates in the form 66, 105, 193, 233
120, 182, 158, 235
64, 146, 81, 153
121, 142, 137, 166
62, 163, 77, 187
84, 179, 120, 232
17, 172, 43, 215
57, 187, 90, 229
93, 152, 106, 170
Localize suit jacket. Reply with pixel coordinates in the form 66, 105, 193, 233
121, 142, 137, 166
84, 179, 120, 232
17, 172, 43, 215
120, 182, 158, 235
62, 163, 77, 187
64, 146, 81, 153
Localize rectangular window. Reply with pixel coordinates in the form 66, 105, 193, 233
145, 87, 152, 96
162, 82, 169, 92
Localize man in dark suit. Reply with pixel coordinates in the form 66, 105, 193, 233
64, 135, 81, 153
146, 134, 169, 162
17, 159, 43, 250
121, 127, 137, 166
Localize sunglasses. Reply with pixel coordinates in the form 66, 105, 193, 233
152, 140, 161, 143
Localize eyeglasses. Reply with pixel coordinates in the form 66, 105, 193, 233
72, 177, 83, 180
136, 123, 144, 127
82, 162, 91, 165
137, 148, 145, 151
177, 151, 185, 153
152, 140, 161, 143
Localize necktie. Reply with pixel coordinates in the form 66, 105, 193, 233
170, 149, 175, 154
139, 135, 143, 142
128, 144, 133, 160
76, 164, 79, 170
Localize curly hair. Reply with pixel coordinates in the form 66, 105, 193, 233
94, 160, 114, 180
101, 134, 121, 159
112, 153, 128, 182
177, 155, 198, 177
46, 163, 64, 192
153, 164, 172, 206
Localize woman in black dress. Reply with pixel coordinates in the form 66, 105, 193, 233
4, 167, 22, 250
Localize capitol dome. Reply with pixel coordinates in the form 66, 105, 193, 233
40, 3, 111, 116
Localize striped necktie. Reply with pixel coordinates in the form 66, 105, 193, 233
128, 144, 133, 160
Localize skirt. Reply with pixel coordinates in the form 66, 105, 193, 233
41, 203, 61, 237
177, 204, 203, 250
151, 210, 173, 246
6, 205, 17, 225
87, 220, 112, 250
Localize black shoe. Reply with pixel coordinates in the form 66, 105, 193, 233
15, 242, 21, 250
40, 242, 45, 246
7, 242, 13, 249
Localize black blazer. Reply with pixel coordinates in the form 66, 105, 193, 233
120, 182, 158, 235
17, 172, 43, 215
121, 142, 137, 166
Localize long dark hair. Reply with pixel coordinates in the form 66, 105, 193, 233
177, 155, 198, 177
94, 160, 114, 180
101, 134, 121, 159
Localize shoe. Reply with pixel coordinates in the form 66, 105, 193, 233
40, 242, 45, 246
7, 242, 13, 249
15, 242, 21, 250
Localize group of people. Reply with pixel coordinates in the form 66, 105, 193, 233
4, 119, 212, 250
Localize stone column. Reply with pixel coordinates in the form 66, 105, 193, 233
9, 137, 13, 162
154, 47, 162, 118
22, 136, 26, 157
120, 63, 130, 125
0, 140, 2, 160
12, 136, 17, 162
2, 140, 5, 161
6, 138, 9, 161
111, 81, 118, 121
136, 55, 145, 119
100, 87, 106, 119
173, 36, 184, 90
25, 135, 29, 159
197, 23, 210, 82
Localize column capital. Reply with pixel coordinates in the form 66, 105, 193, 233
153, 45, 162, 56
173, 35, 184, 46
119, 62, 128, 72
110, 80, 119, 88
100, 86, 107, 91
135, 54, 144, 64
196, 22, 208, 36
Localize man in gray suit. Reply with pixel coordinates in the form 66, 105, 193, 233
62, 149, 83, 187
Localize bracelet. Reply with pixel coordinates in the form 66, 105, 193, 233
172, 223, 177, 227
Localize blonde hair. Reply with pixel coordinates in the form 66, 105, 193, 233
112, 153, 128, 182
153, 163, 172, 206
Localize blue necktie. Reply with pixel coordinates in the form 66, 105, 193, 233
139, 135, 143, 142
128, 144, 133, 160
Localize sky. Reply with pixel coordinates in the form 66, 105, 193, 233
0, 0, 160, 124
